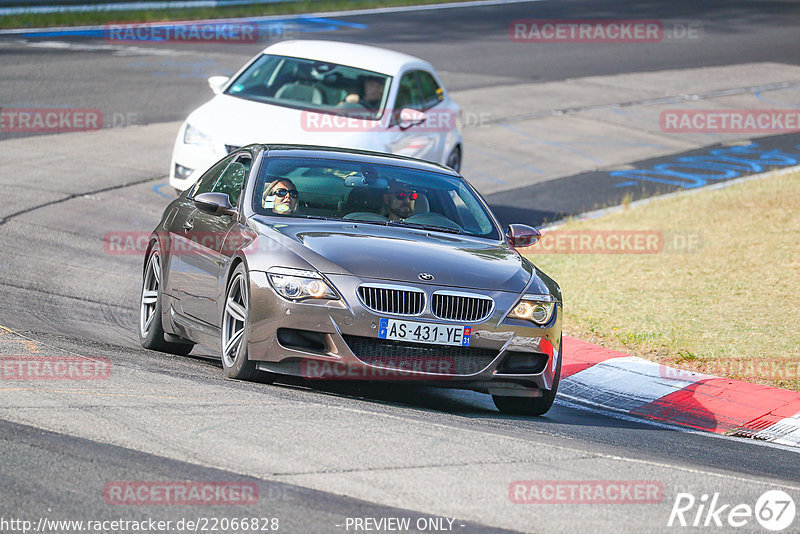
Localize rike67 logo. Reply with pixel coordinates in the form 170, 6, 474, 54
668, 490, 796, 531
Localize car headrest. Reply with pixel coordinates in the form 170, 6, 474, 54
341, 187, 384, 215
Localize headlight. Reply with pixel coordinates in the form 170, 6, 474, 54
507, 294, 557, 325
183, 124, 216, 151
267, 267, 338, 302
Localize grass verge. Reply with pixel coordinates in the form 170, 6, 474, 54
1, 0, 465, 29
524, 170, 800, 391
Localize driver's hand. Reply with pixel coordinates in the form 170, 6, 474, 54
344, 93, 360, 104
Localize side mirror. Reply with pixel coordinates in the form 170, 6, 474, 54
506, 224, 541, 248
398, 108, 426, 129
194, 192, 236, 216
208, 75, 230, 95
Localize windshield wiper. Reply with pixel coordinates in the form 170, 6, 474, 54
302, 215, 344, 221
346, 218, 388, 226
387, 220, 462, 235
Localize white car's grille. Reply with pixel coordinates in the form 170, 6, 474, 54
357, 285, 425, 316
431, 292, 494, 323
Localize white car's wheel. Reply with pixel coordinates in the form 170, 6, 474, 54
446, 146, 462, 172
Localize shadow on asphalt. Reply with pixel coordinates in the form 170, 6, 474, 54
186, 349, 670, 431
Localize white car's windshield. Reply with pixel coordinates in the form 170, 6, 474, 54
225, 54, 391, 120
253, 157, 500, 240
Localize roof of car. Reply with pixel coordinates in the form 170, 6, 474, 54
261, 40, 431, 76
254, 144, 460, 176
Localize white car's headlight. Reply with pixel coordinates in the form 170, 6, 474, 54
183, 124, 216, 151
267, 267, 338, 301
507, 294, 557, 325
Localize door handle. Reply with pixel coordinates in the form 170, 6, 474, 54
183, 218, 195, 231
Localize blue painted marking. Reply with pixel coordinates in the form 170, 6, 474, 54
610, 142, 800, 189
153, 182, 174, 199
11, 15, 366, 39
754, 88, 800, 108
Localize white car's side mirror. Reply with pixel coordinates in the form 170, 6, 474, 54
208, 76, 230, 95
398, 108, 427, 129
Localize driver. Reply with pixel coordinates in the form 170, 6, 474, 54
382, 180, 417, 221
262, 178, 298, 215
341, 77, 385, 110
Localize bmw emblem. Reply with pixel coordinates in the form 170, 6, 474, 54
418, 273, 434, 281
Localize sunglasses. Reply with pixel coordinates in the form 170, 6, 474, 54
393, 191, 417, 200
271, 188, 298, 199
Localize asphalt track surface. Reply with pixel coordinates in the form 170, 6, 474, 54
1, 1, 800, 533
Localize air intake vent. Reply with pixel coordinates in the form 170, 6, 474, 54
431, 292, 494, 322
357, 284, 425, 316
343, 335, 497, 375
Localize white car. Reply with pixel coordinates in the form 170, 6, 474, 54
169, 40, 464, 191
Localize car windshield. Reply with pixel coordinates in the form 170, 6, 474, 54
252, 157, 500, 240
224, 54, 391, 120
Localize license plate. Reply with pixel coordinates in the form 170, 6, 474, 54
378, 318, 471, 346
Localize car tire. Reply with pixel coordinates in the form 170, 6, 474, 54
492, 336, 562, 416
446, 146, 462, 173
220, 263, 260, 381
139, 243, 195, 356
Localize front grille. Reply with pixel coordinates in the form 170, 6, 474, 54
431, 292, 494, 322
357, 285, 425, 316
343, 335, 497, 376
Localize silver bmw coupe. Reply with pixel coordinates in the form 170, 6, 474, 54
140, 145, 563, 415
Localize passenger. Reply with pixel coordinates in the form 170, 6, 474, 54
382, 180, 417, 221
262, 178, 298, 215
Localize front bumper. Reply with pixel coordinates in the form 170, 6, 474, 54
246, 272, 562, 396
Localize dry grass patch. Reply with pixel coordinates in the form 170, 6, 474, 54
525, 170, 800, 390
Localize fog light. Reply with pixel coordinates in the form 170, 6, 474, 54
174, 163, 194, 180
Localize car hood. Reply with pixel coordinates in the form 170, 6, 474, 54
187, 94, 385, 150
251, 218, 532, 292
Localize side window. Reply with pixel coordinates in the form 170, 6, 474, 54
211, 155, 251, 207
416, 71, 443, 109
190, 154, 236, 198
394, 72, 423, 111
